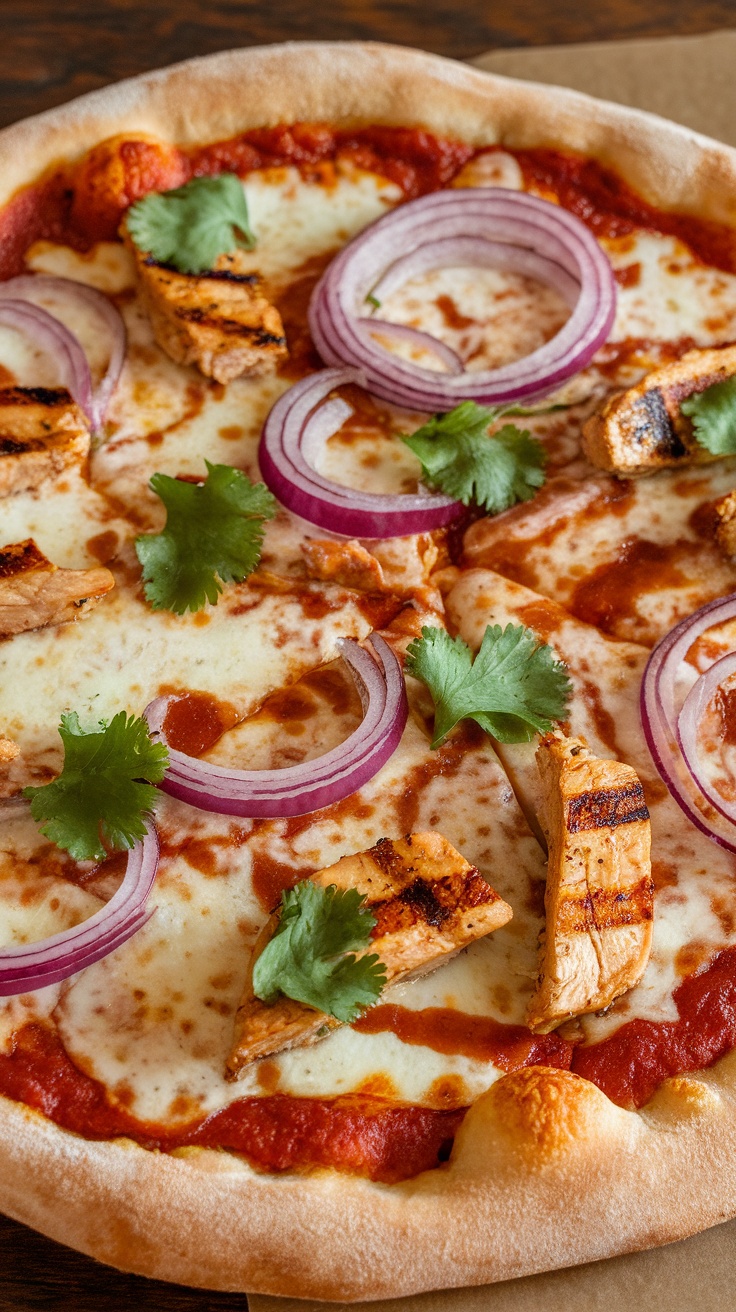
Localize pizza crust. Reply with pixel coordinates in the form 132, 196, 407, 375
2, 39, 736, 1299
2, 1053, 736, 1300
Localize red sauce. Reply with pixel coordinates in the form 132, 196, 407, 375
354, 1004, 573, 1071
569, 537, 692, 634
515, 148, 736, 274
572, 945, 736, 1108
162, 691, 239, 757
0, 1024, 462, 1183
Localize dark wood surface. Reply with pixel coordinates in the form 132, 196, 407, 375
3, 2, 736, 1308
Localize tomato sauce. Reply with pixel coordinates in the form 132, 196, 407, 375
354, 1004, 573, 1071
0, 1023, 462, 1183
572, 945, 736, 1108
515, 148, 736, 274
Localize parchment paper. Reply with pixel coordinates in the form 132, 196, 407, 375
250, 30, 736, 1309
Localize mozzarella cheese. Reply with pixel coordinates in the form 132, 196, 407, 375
2, 159, 736, 1125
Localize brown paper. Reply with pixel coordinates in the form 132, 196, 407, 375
250, 30, 736, 1309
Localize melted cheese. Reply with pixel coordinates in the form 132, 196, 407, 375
2, 160, 736, 1126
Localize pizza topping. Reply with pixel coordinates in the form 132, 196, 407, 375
258, 367, 462, 538
0, 387, 90, 498
134, 462, 276, 614
124, 174, 289, 383
23, 711, 168, 861
681, 377, 736, 455
144, 633, 408, 817
583, 345, 736, 475
357, 318, 463, 374
527, 733, 653, 1034
401, 401, 546, 514
0, 538, 114, 638
126, 174, 256, 275
252, 881, 388, 1021
0, 736, 18, 764
0, 827, 159, 997
308, 187, 616, 412
126, 241, 288, 384
0, 275, 126, 431
405, 623, 571, 748
713, 490, 736, 559
228, 831, 512, 1074
641, 592, 736, 853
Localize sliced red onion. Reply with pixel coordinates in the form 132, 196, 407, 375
356, 319, 463, 374
309, 188, 616, 412
678, 650, 736, 825
145, 634, 408, 817
0, 825, 159, 995
259, 367, 461, 538
0, 275, 126, 430
640, 593, 736, 852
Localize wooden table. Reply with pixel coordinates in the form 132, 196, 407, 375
3, 2, 736, 1307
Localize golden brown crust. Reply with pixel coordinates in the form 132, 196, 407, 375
3, 39, 736, 1301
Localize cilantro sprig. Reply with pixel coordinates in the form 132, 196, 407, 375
681, 378, 736, 456
127, 174, 256, 275
252, 881, 387, 1023
401, 401, 547, 514
405, 624, 571, 748
135, 462, 276, 615
23, 712, 168, 862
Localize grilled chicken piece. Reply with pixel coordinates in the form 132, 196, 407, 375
0, 387, 90, 497
527, 734, 653, 1034
713, 490, 736, 558
583, 346, 736, 475
0, 539, 114, 638
301, 538, 386, 592
0, 737, 18, 764
227, 831, 512, 1076
126, 238, 288, 383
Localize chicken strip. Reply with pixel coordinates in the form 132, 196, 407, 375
0, 539, 114, 638
527, 733, 653, 1034
583, 345, 736, 475
713, 489, 736, 558
126, 240, 288, 383
0, 387, 90, 497
227, 831, 512, 1075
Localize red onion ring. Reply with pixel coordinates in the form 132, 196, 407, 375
145, 634, 408, 817
0, 825, 160, 995
309, 188, 616, 412
678, 650, 736, 825
259, 367, 462, 538
640, 593, 736, 852
0, 275, 126, 430
356, 319, 463, 375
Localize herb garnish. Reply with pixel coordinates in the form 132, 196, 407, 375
135, 462, 276, 615
405, 623, 571, 748
681, 378, 736, 456
252, 881, 387, 1022
24, 712, 168, 862
401, 400, 547, 514
127, 174, 256, 275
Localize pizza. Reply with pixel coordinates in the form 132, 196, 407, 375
3, 40, 736, 1302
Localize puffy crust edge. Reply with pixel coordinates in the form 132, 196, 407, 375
1, 41, 736, 225
2, 39, 736, 1299
2, 1052, 736, 1301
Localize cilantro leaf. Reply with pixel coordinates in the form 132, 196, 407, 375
252, 881, 388, 1023
401, 401, 546, 513
681, 378, 736, 456
405, 624, 571, 748
23, 711, 168, 862
127, 174, 256, 275
135, 462, 276, 614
